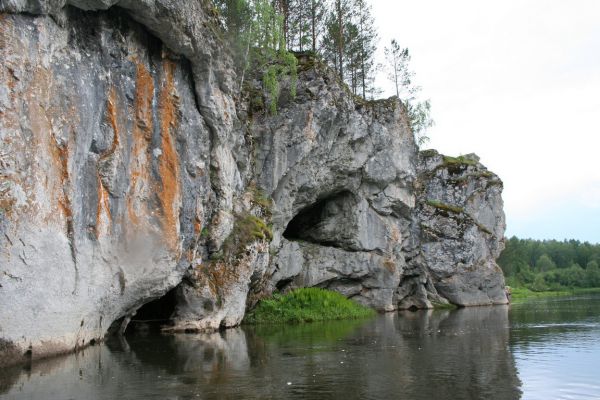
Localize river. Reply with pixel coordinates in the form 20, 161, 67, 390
2, 294, 600, 399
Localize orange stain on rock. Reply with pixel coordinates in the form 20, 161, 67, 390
26, 66, 73, 228
1, 18, 23, 132
126, 61, 155, 229
157, 59, 181, 250
43, 107, 74, 237
194, 217, 202, 235
134, 62, 154, 137
195, 258, 249, 300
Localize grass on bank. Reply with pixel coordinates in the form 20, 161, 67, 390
510, 286, 600, 303
244, 288, 376, 324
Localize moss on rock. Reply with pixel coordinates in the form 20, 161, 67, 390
220, 214, 272, 261
442, 155, 477, 167
426, 199, 464, 214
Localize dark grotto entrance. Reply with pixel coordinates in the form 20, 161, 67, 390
125, 287, 178, 335
282, 191, 355, 248
283, 197, 330, 241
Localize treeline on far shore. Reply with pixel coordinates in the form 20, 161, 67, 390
498, 237, 600, 291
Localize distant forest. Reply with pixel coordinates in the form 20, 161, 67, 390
498, 237, 600, 291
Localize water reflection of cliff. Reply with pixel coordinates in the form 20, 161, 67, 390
242, 307, 523, 400
1, 308, 521, 399
377, 307, 522, 400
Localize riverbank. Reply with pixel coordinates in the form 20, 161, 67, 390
510, 287, 600, 303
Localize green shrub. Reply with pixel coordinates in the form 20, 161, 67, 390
221, 214, 273, 260
260, 50, 297, 115
245, 288, 375, 324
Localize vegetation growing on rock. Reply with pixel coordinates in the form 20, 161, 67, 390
442, 155, 477, 167
244, 288, 375, 324
213, 0, 298, 114
209, 187, 273, 262
213, 213, 272, 261
426, 199, 464, 214
214, 0, 433, 136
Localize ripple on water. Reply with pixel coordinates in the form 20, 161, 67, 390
510, 295, 600, 400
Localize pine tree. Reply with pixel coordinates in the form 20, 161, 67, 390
322, 0, 352, 80
214, 0, 253, 36
345, 22, 361, 95
308, 0, 326, 52
353, 0, 378, 98
213, 0, 256, 92
334, 0, 346, 80
286, 0, 310, 51
384, 39, 414, 99
272, 0, 291, 47
321, 12, 340, 74
214, 0, 297, 113
321, 0, 378, 99
384, 38, 433, 145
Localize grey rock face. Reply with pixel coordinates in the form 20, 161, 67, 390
0, 7, 219, 363
0, 1, 507, 365
414, 151, 508, 306
249, 60, 418, 311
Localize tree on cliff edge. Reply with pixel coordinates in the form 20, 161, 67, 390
214, 0, 297, 114
384, 38, 433, 145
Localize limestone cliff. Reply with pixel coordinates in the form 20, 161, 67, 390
0, 1, 507, 366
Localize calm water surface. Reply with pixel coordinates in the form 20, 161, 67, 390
2, 295, 600, 399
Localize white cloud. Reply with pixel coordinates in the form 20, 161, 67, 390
578, 183, 600, 210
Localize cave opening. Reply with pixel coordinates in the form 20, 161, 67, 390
125, 287, 179, 335
283, 198, 330, 241
283, 191, 354, 247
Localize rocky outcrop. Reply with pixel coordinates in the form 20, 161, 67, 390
0, 1, 507, 366
249, 59, 417, 311
246, 56, 507, 311
414, 151, 507, 306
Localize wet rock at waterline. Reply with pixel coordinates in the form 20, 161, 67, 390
0, 0, 507, 365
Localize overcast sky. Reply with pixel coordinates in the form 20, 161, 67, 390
371, 0, 600, 243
